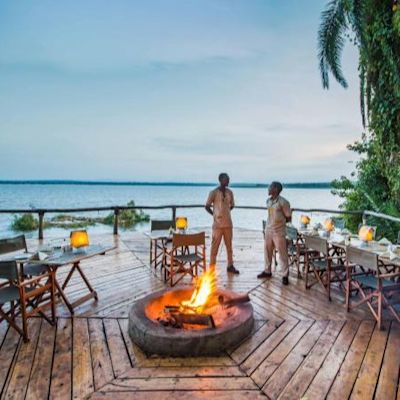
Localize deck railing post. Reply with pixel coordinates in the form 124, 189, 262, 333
38, 211, 45, 240
113, 208, 120, 235
171, 206, 177, 223
362, 212, 367, 226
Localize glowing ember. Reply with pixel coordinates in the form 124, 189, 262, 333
181, 265, 217, 312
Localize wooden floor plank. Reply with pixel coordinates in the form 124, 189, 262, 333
97, 376, 259, 391
88, 318, 114, 391
229, 319, 282, 364
3, 318, 42, 400
117, 318, 147, 367
277, 319, 345, 400
120, 366, 246, 379
375, 322, 400, 400
91, 390, 267, 399
251, 319, 314, 387
103, 318, 131, 378
326, 320, 375, 400
240, 318, 298, 375
73, 318, 94, 400
0, 325, 21, 396
50, 318, 73, 400
25, 320, 57, 400
263, 320, 328, 399
350, 323, 390, 400
303, 320, 360, 399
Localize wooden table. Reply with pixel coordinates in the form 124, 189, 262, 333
30, 244, 115, 314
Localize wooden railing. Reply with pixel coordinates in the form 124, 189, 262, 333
1, 204, 399, 240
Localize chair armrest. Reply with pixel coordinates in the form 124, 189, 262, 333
379, 272, 400, 279
19, 273, 52, 287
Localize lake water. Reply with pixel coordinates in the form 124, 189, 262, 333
0, 184, 341, 238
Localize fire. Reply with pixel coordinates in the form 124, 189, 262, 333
181, 265, 217, 312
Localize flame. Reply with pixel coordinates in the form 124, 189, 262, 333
181, 265, 217, 312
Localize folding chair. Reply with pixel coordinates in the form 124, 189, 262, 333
164, 232, 206, 286
345, 246, 400, 330
286, 225, 307, 278
0, 260, 56, 342
0, 235, 49, 277
304, 235, 346, 300
149, 220, 174, 270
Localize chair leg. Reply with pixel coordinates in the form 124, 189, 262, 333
20, 292, 29, 342
50, 272, 56, 324
377, 292, 382, 330
345, 278, 350, 312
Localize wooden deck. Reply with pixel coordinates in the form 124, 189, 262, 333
0, 228, 399, 399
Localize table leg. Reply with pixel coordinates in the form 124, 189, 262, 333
54, 277, 74, 314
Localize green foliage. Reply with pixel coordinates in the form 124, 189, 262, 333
11, 214, 38, 231
319, 0, 400, 241
103, 200, 150, 228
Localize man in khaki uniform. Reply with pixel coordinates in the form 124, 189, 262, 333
205, 173, 239, 274
257, 181, 291, 285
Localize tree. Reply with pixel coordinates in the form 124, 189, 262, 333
318, 0, 400, 240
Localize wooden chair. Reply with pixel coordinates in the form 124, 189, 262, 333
0, 235, 49, 276
304, 235, 346, 300
345, 246, 400, 330
150, 220, 175, 270
286, 225, 307, 278
164, 232, 206, 286
0, 260, 56, 342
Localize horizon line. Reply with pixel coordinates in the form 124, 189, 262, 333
0, 179, 332, 188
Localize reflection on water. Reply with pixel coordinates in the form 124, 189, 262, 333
0, 184, 341, 238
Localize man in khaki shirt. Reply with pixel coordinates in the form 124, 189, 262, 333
257, 181, 291, 285
205, 173, 239, 274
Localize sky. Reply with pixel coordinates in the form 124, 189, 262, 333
0, 0, 363, 183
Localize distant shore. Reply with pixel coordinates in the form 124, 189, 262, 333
0, 180, 331, 189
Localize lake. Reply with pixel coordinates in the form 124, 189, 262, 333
0, 184, 341, 238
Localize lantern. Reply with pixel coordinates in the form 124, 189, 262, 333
358, 225, 374, 246
175, 217, 188, 232
70, 230, 90, 249
324, 218, 335, 232
300, 215, 311, 228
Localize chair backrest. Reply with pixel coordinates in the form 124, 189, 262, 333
286, 226, 298, 241
0, 260, 19, 281
346, 246, 379, 271
304, 235, 328, 254
333, 218, 345, 230
173, 232, 205, 247
0, 235, 27, 255
151, 220, 175, 231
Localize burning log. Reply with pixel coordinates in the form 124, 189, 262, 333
218, 294, 250, 308
159, 312, 216, 328
173, 313, 216, 328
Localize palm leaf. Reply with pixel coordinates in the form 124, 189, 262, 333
318, 0, 350, 89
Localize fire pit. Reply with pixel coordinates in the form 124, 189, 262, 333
128, 267, 254, 356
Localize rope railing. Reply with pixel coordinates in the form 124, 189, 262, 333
0, 205, 399, 239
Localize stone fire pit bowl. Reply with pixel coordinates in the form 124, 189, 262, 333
128, 287, 254, 357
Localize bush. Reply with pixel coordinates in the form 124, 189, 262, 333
102, 200, 150, 228
11, 214, 39, 231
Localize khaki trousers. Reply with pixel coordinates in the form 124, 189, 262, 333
264, 230, 289, 277
210, 227, 234, 267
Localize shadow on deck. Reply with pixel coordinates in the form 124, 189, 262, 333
0, 229, 398, 399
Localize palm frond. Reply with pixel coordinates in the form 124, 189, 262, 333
318, 0, 350, 89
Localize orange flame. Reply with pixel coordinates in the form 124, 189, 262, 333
181, 265, 217, 312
